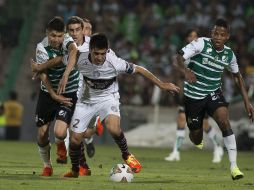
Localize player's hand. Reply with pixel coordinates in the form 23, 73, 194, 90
160, 83, 180, 95
30, 58, 40, 80
57, 74, 68, 94
51, 92, 73, 107
185, 68, 196, 83
246, 103, 254, 122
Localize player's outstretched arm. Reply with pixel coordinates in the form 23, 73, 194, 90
232, 72, 254, 121
39, 72, 73, 107
134, 65, 180, 94
57, 42, 78, 94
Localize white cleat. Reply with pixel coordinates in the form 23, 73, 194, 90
212, 146, 224, 163
164, 151, 180, 161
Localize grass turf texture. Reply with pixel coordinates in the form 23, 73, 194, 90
0, 141, 253, 190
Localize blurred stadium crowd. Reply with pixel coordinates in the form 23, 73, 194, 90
1, 0, 254, 106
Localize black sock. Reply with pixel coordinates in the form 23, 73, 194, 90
112, 131, 130, 160
79, 141, 87, 167
69, 143, 81, 172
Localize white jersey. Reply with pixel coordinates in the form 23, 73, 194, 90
76, 50, 135, 103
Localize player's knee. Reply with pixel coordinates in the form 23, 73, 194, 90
70, 133, 82, 145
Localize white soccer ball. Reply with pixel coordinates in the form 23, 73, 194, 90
109, 164, 134, 182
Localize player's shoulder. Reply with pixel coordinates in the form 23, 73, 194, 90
105, 49, 117, 62
36, 40, 48, 54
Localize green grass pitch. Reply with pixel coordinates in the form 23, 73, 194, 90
0, 141, 253, 190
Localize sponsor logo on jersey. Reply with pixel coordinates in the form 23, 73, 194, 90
222, 55, 228, 62
59, 110, 66, 117
93, 71, 100, 78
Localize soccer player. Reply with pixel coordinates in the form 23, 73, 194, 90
176, 18, 254, 180
33, 16, 79, 176
74, 17, 102, 158
165, 29, 224, 163
63, 33, 180, 177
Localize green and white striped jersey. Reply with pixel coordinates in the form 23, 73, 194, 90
35, 34, 79, 94
181, 37, 239, 100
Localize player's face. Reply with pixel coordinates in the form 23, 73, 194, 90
211, 26, 229, 51
67, 23, 83, 46
90, 48, 107, 65
83, 22, 92, 36
186, 31, 198, 43
47, 30, 64, 49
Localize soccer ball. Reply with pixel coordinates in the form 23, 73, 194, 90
109, 164, 134, 182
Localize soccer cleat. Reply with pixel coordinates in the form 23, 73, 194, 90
212, 146, 224, 163
79, 165, 92, 176
86, 142, 95, 158
124, 154, 142, 173
95, 117, 104, 136
231, 166, 244, 180
195, 140, 204, 149
63, 170, 79, 178
56, 141, 67, 164
40, 166, 53, 177
164, 151, 180, 161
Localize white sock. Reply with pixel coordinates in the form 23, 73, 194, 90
38, 143, 52, 167
223, 134, 237, 170
207, 127, 220, 149
172, 129, 185, 152
64, 129, 70, 156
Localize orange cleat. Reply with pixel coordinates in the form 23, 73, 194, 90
79, 166, 91, 176
40, 166, 53, 176
124, 154, 142, 173
56, 141, 67, 164
63, 170, 79, 178
95, 117, 104, 136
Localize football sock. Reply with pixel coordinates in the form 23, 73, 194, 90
223, 134, 237, 170
112, 131, 130, 160
69, 143, 81, 172
64, 129, 70, 155
79, 141, 87, 167
173, 128, 185, 152
206, 127, 220, 148
38, 141, 51, 167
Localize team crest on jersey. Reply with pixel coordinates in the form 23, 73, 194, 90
202, 58, 208, 64
93, 71, 100, 78
111, 106, 118, 112
206, 48, 212, 54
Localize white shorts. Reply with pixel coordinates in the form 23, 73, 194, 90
70, 95, 120, 133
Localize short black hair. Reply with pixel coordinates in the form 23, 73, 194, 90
46, 16, 65, 32
215, 18, 230, 32
185, 28, 199, 39
89, 33, 109, 50
67, 16, 84, 30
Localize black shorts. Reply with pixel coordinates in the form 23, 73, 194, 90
184, 89, 228, 131
35, 90, 77, 127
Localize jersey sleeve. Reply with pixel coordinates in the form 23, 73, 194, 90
227, 53, 239, 73
62, 33, 74, 51
108, 53, 135, 74
35, 43, 49, 64
181, 37, 204, 60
